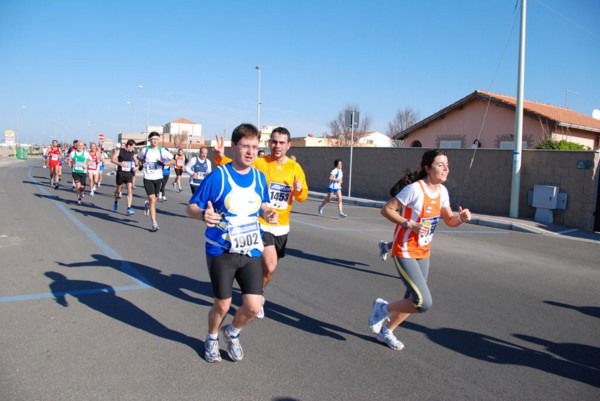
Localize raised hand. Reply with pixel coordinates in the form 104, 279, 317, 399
214, 135, 225, 158
458, 206, 471, 223
293, 175, 302, 193
204, 200, 221, 227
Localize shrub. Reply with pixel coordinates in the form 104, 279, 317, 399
537, 137, 586, 150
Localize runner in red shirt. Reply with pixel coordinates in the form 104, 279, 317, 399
46, 140, 63, 189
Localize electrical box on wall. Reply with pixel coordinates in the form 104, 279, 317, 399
532, 185, 559, 224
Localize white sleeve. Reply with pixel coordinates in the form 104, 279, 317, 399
441, 185, 450, 208
206, 160, 212, 173
184, 157, 196, 175
396, 182, 420, 208
161, 148, 174, 160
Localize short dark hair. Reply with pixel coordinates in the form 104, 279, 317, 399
271, 127, 291, 141
334, 159, 342, 167
126, 139, 136, 146
231, 123, 259, 145
148, 131, 160, 139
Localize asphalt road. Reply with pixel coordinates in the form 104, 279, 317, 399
2, 158, 599, 401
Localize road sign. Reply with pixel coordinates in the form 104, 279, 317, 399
5, 130, 15, 146
345, 111, 359, 129
98, 134, 104, 141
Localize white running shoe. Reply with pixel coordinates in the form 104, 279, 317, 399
339, 212, 347, 218
204, 336, 221, 363
151, 221, 159, 232
220, 325, 243, 361
368, 298, 389, 334
318, 205, 323, 215
376, 329, 405, 350
90, 190, 94, 197
378, 240, 390, 261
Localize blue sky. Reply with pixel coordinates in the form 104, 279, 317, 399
1, 0, 598, 145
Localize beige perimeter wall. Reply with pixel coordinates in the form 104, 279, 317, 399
282, 147, 600, 232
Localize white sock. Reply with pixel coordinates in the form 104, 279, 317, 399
207, 332, 218, 340
227, 324, 241, 337
381, 326, 391, 335
382, 304, 389, 315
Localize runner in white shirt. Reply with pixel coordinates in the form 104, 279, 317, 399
138, 132, 175, 231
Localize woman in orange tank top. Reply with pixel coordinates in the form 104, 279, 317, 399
368, 149, 472, 351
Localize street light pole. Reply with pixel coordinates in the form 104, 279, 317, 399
138, 84, 149, 132
255, 65, 261, 131
509, 0, 526, 218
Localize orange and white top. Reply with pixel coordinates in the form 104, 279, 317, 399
392, 180, 450, 259
174, 155, 185, 170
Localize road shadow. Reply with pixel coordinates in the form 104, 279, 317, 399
70, 208, 146, 230
544, 300, 600, 319
44, 271, 203, 355
264, 300, 373, 342
58, 253, 214, 307
403, 321, 600, 388
286, 247, 396, 279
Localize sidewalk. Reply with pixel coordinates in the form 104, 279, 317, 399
309, 191, 600, 244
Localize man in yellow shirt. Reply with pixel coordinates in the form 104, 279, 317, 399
214, 127, 308, 318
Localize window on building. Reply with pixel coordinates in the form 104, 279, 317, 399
500, 141, 528, 149
439, 140, 462, 149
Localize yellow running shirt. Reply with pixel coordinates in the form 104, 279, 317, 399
215, 154, 308, 235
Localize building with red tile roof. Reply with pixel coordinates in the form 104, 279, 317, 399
395, 90, 600, 150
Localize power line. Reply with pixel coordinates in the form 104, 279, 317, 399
536, 0, 600, 40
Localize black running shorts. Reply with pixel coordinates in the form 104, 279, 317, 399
206, 253, 263, 299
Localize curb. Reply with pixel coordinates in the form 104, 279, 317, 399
308, 191, 548, 235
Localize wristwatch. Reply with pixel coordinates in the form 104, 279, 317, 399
403, 220, 410, 228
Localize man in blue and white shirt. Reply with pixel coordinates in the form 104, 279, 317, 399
184, 146, 212, 194
187, 123, 277, 363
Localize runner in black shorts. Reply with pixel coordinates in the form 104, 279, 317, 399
187, 123, 277, 363
213, 127, 308, 319
72, 172, 87, 186
144, 178, 162, 197
262, 232, 288, 259
207, 254, 263, 299
138, 132, 175, 232
112, 139, 138, 215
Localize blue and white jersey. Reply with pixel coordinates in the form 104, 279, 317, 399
328, 168, 343, 191
189, 163, 269, 257
186, 157, 211, 187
